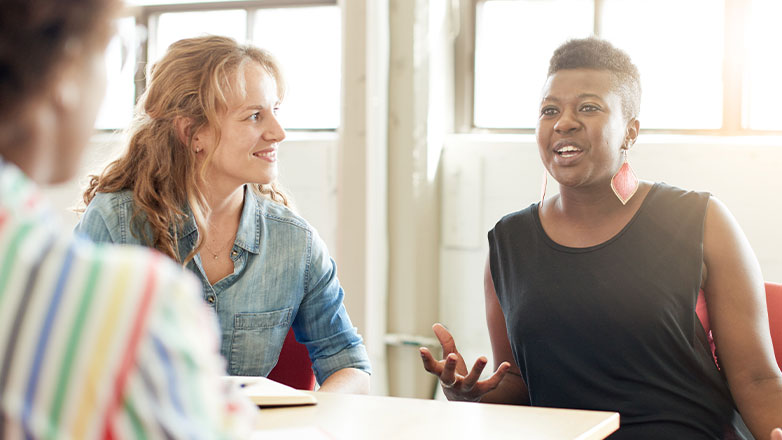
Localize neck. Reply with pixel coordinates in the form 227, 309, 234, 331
199, 180, 245, 225
550, 180, 643, 223
0, 101, 55, 184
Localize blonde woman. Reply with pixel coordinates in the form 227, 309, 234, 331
77, 36, 370, 393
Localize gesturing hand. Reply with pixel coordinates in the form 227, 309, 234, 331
419, 323, 510, 402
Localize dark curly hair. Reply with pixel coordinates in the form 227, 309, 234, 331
0, 0, 119, 120
548, 37, 641, 121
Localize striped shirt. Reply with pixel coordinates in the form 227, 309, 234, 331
0, 158, 257, 439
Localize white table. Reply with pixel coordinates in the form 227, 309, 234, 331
255, 391, 619, 439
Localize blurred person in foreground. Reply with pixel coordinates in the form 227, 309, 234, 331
0, 0, 256, 438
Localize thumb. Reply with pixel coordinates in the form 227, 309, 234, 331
771, 428, 782, 440
433, 323, 458, 355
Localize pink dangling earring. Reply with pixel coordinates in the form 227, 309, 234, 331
610, 149, 639, 205
540, 169, 548, 205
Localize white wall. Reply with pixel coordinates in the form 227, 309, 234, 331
440, 133, 782, 370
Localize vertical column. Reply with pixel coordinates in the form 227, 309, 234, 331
338, 0, 390, 395
386, 0, 453, 398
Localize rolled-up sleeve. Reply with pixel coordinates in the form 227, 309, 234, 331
293, 227, 371, 384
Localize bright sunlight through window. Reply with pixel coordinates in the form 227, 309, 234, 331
744, 0, 782, 131
472, 0, 782, 132
601, 0, 724, 130
474, 0, 594, 129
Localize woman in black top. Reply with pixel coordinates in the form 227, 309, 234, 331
420, 37, 782, 439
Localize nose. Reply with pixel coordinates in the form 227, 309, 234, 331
554, 108, 579, 134
262, 113, 286, 143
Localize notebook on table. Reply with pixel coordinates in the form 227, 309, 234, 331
224, 376, 317, 407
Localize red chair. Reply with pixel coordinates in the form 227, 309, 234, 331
696, 282, 782, 370
267, 328, 316, 390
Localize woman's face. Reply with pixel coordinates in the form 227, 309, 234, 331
197, 61, 285, 189
536, 68, 632, 191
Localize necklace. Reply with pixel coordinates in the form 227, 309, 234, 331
203, 236, 234, 260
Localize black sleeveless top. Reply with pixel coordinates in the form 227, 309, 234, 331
488, 183, 751, 439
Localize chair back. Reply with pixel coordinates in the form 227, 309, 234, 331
696, 282, 782, 370
267, 328, 316, 390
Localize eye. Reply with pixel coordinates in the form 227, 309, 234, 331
273, 107, 280, 116
580, 104, 600, 112
248, 112, 260, 121
540, 106, 559, 117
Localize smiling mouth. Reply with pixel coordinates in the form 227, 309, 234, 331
253, 150, 276, 159
554, 145, 583, 158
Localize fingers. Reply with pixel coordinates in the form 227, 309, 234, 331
771, 428, 782, 440
432, 323, 458, 355
461, 356, 489, 390
439, 353, 459, 387
418, 347, 442, 375
475, 361, 511, 392
419, 347, 461, 389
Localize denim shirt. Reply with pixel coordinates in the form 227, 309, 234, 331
75, 185, 371, 383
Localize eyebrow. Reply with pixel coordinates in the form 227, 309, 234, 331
541, 93, 605, 103
241, 102, 281, 111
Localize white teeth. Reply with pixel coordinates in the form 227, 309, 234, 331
556, 145, 580, 153
254, 151, 275, 157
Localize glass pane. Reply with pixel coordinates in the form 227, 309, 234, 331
744, 0, 782, 130
95, 17, 137, 129
601, 0, 724, 130
253, 6, 341, 130
150, 10, 247, 64
473, 0, 594, 129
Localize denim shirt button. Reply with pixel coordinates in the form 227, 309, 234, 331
206, 295, 216, 304
231, 249, 238, 257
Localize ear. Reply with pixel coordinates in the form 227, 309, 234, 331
174, 116, 196, 149
54, 81, 79, 113
624, 118, 640, 149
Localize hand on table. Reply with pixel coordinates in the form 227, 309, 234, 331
419, 323, 510, 402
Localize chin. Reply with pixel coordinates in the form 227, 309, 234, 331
41, 158, 80, 185
255, 172, 278, 186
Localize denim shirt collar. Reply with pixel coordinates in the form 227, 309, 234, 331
176, 185, 261, 255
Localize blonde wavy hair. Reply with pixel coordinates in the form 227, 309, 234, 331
82, 35, 291, 264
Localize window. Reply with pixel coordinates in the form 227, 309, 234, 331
473, 0, 593, 129
95, 17, 139, 130
150, 9, 248, 63
600, 0, 724, 130
468, 0, 781, 134
744, 0, 782, 131
252, 7, 341, 130
96, 0, 340, 130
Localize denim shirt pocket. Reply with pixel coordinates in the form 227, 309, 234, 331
228, 307, 293, 376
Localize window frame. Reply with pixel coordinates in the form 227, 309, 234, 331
118, 0, 338, 132
459, 0, 782, 136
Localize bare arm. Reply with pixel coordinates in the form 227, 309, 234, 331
318, 368, 370, 394
418, 252, 527, 404
481, 252, 529, 404
702, 197, 782, 439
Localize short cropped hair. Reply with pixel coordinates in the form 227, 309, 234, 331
548, 37, 641, 121
0, 0, 119, 119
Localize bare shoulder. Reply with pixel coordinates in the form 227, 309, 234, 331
701, 194, 763, 300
